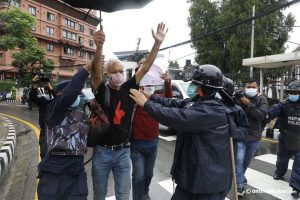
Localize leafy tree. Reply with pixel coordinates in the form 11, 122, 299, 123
12, 46, 54, 86
0, 8, 37, 50
188, 0, 295, 80
1, 8, 54, 86
169, 60, 180, 68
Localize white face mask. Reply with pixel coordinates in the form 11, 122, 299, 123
143, 86, 155, 95
70, 96, 80, 108
245, 88, 258, 97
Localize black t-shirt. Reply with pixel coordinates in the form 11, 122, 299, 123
94, 76, 139, 146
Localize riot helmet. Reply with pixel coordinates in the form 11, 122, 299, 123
286, 81, 300, 92
191, 64, 223, 89
222, 76, 234, 95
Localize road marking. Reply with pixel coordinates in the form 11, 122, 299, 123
0, 113, 40, 200
158, 179, 230, 200
255, 153, 293, 170
261, 137, 279, 144
159, 135, 177, 141
245, 168, 293, 199
105, 196, 116, 200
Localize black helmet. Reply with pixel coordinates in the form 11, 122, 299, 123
286, 81, 300, 92
222, 76, 234, 95
191, 64, 223, 89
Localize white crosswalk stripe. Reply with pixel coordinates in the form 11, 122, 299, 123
255, 153, 294, 170
104, 154, 295, 200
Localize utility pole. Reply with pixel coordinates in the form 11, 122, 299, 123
250, 5, 255, 78
136, 38, 141, 53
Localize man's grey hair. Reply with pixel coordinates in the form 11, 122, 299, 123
104, 58, 124, 73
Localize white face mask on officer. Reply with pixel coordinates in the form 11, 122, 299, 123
70, 96, 80, 108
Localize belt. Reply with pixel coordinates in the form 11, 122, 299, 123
100, 142, 130, 150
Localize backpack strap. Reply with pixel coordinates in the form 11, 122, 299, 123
104, 84, 110, 110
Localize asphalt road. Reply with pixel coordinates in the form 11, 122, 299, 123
0, 102, 295, 200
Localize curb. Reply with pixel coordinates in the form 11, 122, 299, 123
0, 117, 16, 183
5, 100, 21, 103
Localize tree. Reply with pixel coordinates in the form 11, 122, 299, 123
169, 60, 180, 68
0, 8, 37, 50
188, 0, 295, 82
12, 46, 54, 86
1, 8, 54, 86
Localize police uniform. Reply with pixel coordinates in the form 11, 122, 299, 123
267, 81, 300, 197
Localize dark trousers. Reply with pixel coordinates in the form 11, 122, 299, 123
130, 144, 158, 200
37, 171, 88, 200
171, 186, 227, 200
39, 128, 47, 159
275, 138, 300, 191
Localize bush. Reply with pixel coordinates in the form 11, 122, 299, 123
0, 80, 15, 92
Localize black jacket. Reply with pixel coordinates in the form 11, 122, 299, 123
144, 95, 234, 194
29, 88, 56, 129
237, 95, 268, 141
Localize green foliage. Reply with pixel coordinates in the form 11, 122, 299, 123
0, 80, 15, 92
12, 46, 54, 86
0, 8, 37, 50
188, 0, 295, 81
169, 60, 180, 68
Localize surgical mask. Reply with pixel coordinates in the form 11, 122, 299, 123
187, 83, 197, 98
288, 94, 299, 102
108, 73, 124, 86
245, 88, 258, 97
143, 86, 155, 95
70, 96, 80, 108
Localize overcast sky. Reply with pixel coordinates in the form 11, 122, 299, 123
100, 0, 300, 67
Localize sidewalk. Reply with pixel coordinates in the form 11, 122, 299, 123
0, 116, 39, 200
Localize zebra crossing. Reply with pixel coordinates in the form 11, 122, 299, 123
104, 153, 295, 200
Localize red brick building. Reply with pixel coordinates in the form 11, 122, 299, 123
0, 0, 100, 81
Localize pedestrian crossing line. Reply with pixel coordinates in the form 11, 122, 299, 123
158, 179, 230, 200
159, 135, 177, 141
255, 153, 294, 170
105, 196, 115, 200
245, 168, 293, 199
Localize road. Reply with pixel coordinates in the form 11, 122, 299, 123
0, 102, 295, 200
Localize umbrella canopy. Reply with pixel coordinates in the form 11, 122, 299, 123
61, 0, 153, 13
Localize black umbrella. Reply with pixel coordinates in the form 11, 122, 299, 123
61, 0, 153, 13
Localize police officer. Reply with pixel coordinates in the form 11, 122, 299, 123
267, 81, 300, 198
130, 65, 236, 200
37, 29, 105, 200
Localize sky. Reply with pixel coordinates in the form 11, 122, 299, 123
99, 0, 300, 67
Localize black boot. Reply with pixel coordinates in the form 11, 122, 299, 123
291, 189, 300, 198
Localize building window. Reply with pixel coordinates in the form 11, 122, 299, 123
47, 12, 55, 21
31, 25, 36, 31
79, 37, 84, 45
46, 44, 54, 52
89, 40, 94, 47
46, 27, 54, 36
28, 6, 36, 16
10, 0, 20, 7
62, 30, 77, 41
79, 25, 84, 33
64, 18, 76, 29
88, 53, 94, 60
0, 53, 3, 58
78, 50, 85, 58
89, 29, 94, 36
63, 47, 74, 55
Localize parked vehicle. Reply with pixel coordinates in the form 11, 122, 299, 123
79, 88, 95, 115
157, 80, 190, 133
